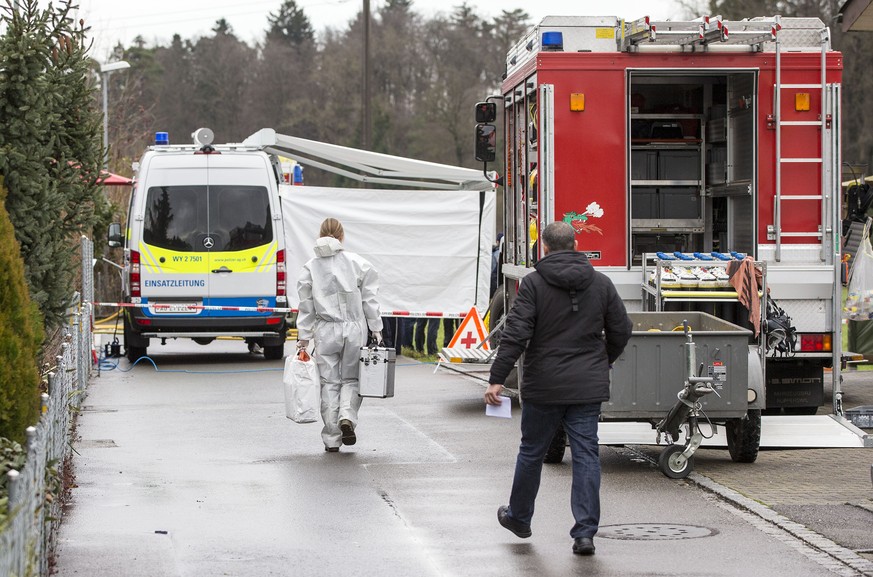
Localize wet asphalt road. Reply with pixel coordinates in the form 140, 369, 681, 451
53, 339, 855, 577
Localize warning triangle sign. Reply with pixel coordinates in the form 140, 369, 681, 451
447, 307, 490, 350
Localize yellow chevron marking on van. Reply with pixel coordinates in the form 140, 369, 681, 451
138, 242, 161, 272
254, 242, 277, 273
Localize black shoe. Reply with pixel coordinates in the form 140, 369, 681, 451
340, 419, 356, 446
324, 446, 339, 453
572, 537, 595, 555
497, 505, 531, 538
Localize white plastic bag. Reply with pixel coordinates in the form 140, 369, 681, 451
283, 348, 320, 423
844, 218, 873, 321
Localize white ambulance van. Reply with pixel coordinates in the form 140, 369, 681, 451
108, 129, 289, 361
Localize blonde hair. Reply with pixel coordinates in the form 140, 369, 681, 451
319, 218, 344, 241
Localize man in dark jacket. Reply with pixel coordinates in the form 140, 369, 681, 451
484, 221, 632, 556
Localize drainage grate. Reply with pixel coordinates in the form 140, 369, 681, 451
598, 523, 718, 541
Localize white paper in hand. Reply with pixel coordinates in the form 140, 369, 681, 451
485, 396, 511, 419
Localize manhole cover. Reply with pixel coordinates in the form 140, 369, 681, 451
598, 523, 718, 541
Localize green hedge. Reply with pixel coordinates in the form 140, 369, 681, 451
0, 177, 44, 444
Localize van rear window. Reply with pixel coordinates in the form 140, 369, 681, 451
144, 185, 273, 252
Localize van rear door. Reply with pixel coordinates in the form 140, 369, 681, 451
139, 161, 210, 316
203, 153, 278, 317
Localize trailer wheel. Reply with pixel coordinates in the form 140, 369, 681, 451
487, 285, 505, 348
543, 426, 566, 464
726, 409, 761, 463
658, 444, 693, 479
263, 344, 285, 360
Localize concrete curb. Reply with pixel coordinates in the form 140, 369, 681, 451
618, 445, 873, 576
690, 472, 873, 577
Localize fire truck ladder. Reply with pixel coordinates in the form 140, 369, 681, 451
771, 20, 833, 263
620, 16, 779, 52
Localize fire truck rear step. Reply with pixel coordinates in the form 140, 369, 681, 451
598, 415, 871, 448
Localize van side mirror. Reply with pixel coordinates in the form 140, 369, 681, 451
475, 124, 497, 163
107, 222, 124, 248
475, 102, 497, 123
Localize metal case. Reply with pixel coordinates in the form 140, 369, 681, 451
358, 346, 396, 398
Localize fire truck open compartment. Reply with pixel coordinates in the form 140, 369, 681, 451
490, 14, 861, 426
628, 71, 757, 266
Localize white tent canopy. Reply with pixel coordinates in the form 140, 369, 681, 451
243, 128, 495, 191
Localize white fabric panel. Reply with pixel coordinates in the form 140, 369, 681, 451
280, 186, 494, 316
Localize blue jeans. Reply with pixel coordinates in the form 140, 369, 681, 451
508, 402, 602, 539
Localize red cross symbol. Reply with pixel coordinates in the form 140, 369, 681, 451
460, 332, 477, 349
446, 307, 489, 351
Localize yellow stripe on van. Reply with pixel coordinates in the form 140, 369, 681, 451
139, 242, 276, 274
140, 242, 208, 273
212, 242, 276, 273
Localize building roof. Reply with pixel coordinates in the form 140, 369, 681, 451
840, 0, 873, 32
97, 171, 133, 186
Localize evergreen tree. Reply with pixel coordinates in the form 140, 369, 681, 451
267, 0, 315, 47
0, 177, 44, 444
420, 5, 494, 165
153, 35, 194, 141
48, 12, 107, 247
0, 0, 62, 325
188, 21, 257, 141
111, 38, 160, 168
244, 1, 319, 140
0, 0, 107, 329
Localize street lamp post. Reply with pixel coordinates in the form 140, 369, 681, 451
100, 60, 130, 167
362, 0, 370, 150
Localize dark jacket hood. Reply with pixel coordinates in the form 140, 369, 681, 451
534, 250, 594, 291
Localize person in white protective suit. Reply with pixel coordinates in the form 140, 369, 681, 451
296, 218, 383, 452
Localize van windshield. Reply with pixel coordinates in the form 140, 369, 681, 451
143, 185, 273, 252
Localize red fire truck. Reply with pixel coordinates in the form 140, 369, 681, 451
478, 15, 844, 426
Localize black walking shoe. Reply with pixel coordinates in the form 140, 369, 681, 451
340, 419, 357, 445
572, 537, 595, 555
497, 505, 531, 538
324, 446, 339, 453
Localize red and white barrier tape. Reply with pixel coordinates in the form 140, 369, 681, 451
93, 301, 295, 313
90, 302, 468, 318
386, 311, 467, 318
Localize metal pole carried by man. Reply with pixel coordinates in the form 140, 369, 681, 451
484, 220, 632, 556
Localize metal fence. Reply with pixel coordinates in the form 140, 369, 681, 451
0, 236, 93, 577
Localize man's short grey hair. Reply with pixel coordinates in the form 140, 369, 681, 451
541, 221, 576, 252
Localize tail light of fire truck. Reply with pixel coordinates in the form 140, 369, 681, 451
798, 333, 832, 352
130, 250, 141, 298
276, 249, 286, 297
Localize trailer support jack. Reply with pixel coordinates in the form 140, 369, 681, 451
655, 323, 716, 479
